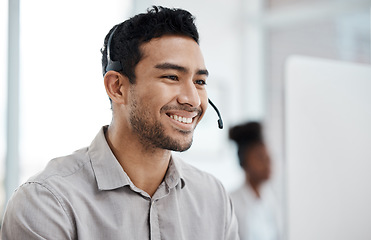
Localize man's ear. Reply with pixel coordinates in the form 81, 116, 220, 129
104, 71, 130, 105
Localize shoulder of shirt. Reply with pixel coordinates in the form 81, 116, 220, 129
26, 146, 91, 184
172, 155, 226, 191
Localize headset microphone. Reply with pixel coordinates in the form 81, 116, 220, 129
105, 26, 223, 130
208, 99, 224, 129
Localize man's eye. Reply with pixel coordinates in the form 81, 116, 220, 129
163, 75, 178, 81
195, 80, 207, 85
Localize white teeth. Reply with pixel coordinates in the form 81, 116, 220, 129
170, 114, 192, 124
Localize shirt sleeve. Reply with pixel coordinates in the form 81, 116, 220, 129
1, 182, 75, 240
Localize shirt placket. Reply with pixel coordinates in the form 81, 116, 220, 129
149, 199, 161, 240
149, 180, 174, 240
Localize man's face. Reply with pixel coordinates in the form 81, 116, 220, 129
127, 35, 208, 152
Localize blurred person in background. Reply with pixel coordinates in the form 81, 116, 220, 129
229, 121, 281, 240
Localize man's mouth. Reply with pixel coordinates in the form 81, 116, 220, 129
169, 114, 193, 124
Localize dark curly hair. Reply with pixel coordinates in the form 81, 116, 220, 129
101, 6, 199, 83
229, 121, 263, 167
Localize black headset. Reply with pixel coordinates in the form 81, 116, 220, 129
104, 26, 223, 129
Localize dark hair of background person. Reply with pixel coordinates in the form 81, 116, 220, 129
101, 6, 199, 83
229, 121, 263, 168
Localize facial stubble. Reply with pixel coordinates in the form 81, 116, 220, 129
129, 93, 194, 152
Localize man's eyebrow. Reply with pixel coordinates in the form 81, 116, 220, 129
197, 69, 209, 77
155, 63, 209, 77
155, 63, 187, 72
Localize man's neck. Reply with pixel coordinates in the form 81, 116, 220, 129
105, 124, 171, 197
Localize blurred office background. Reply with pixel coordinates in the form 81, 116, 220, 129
1, 0, 370, 239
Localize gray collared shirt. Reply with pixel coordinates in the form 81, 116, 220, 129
1, 127, 239, 239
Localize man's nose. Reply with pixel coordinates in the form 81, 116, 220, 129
177, 80, 201, 107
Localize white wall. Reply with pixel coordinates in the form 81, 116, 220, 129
285, 56, 371, 240
18, 0, 131, 182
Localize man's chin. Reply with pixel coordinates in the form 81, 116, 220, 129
165, 137, 193, 152
174, 143, 192, 152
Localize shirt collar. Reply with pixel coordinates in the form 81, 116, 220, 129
88, 126, 130, 190
88, 126, 185, 191
165, 155, 186, 189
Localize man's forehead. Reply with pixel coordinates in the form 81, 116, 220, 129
140, 35, 202, 55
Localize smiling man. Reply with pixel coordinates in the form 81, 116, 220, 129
1, 6, 239, 240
